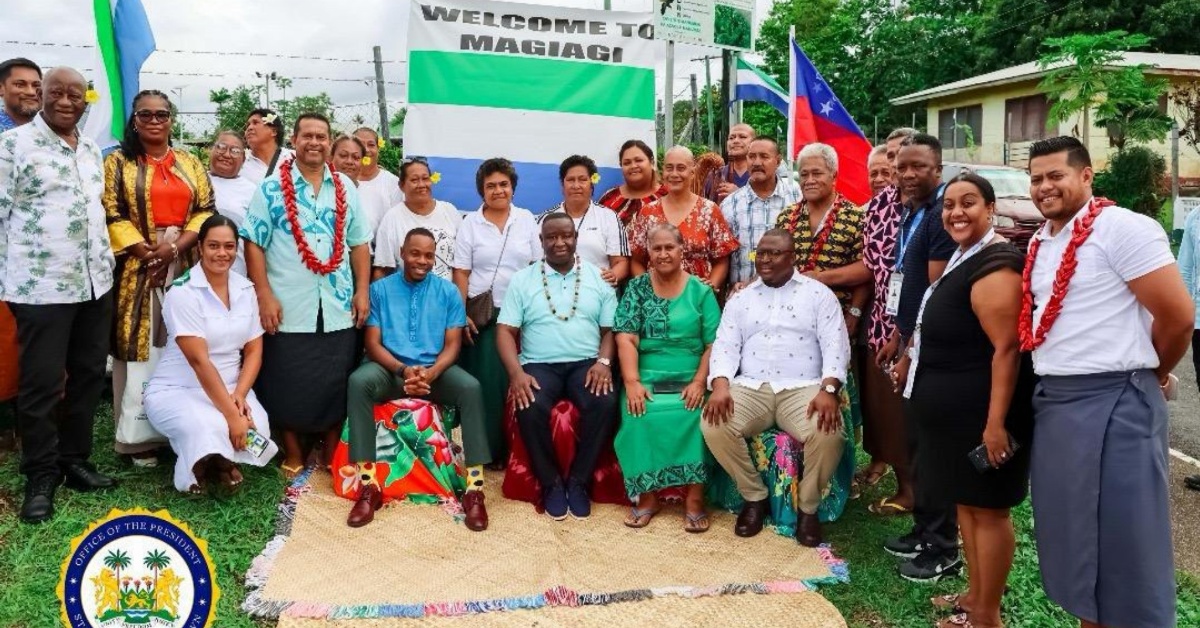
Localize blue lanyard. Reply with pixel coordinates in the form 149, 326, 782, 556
894, 185, 945, 271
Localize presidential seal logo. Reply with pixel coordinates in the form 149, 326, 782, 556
58, 509, 219, 628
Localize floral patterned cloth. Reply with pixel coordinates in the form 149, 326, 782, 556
597, 184, 668, 227
331, 398, 465, 504
0, 115, 114, 304
627, 196, 739, 282
862, 185, 902, 353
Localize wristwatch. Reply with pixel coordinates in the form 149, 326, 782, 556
847, 306, 863, 318
596, 357, 612, 367
823, 382, 841, 395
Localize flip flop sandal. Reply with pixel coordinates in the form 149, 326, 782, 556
931, 593, 967, 614
1185, 475, 1200, 491
863, 466, 892, 486
624, 507, 660, 528
850, 479, 862, 500
936, 613, 973, 628
868, 497, 912, 516
281, 462, 304, 480
684, 512, 711, 534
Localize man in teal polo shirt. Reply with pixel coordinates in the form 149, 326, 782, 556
343, 228, 488, 530
497, 213, 619, 521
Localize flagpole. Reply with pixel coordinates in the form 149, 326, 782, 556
664, 40, 675, 147
787, 26, 796, 164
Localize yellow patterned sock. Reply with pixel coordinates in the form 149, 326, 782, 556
356, 462, 380, 488
466, 465, 485, 492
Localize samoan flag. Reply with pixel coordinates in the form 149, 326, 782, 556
788, 36, 872, 205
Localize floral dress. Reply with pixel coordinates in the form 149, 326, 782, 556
598, 184, 668, 226
627, 196, 739, 282
861, 185, 902, 354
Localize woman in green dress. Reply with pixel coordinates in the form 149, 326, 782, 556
614, 223, 720, 533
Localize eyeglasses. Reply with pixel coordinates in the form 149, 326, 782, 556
212, 142, 245, 157
134, 110, 171, 123
753, 247, 791, 261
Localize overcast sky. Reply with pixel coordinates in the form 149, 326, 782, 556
2, 0, 777, 118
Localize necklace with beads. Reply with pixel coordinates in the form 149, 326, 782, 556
541, 255, 582, 321
1019, 196, 1114, 351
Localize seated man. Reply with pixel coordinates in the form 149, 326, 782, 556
345, 228, 489, 530
497, 213, 619, 521
702, 229, 850, 547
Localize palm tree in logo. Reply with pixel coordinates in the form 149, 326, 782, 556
103, 549, 131, 589
142, 550, 171, 609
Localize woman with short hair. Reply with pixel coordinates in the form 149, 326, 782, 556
145, 215, 279, 493
373, 157, 461, 281
331, 135, 367, 185
537, 154, 629, 286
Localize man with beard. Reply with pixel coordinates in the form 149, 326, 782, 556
702, 123, 756, 204
240, 113, 372, 478
0, 58, 41, 132
1023, 136, 1192, 628
702, 229, 849, 546
207, 131, 257, 275
344, 228, 488, 530
1, 67, 118, 523
497, 213, 619, 521
721, 137, 801, 289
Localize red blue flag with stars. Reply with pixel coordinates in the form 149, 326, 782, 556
788, 36, 873, 205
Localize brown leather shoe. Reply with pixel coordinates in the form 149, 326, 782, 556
462, 490, 488, 532
734, 499, 769, 537
796, 512, 823, 547
347, 485, 382, 528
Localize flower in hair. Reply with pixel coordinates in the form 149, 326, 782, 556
590, 172, 601, 185
430, 172, 442, 184
262, 113, 278, 125
84, 89, 99, 104
361, 157, 371, 166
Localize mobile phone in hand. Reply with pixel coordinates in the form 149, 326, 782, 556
245, 428, 269, 458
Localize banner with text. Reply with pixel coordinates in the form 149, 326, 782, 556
654, 0, 755, 51
405, 0, 657, 213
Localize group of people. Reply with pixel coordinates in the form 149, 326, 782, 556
2, 55, 1196, 628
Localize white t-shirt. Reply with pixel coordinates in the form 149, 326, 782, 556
373, 200, 462, 280
356, 169, 404, 235
210, 174, 259, 276
533, 202, 629, 270
452, 207, 539, 307
1030, 202, 1175, 376
239, 147, 294, 185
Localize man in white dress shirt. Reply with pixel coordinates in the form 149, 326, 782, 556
1023, 136, 1193, 628
703, 229, 849, 547
208, 131, 257, 276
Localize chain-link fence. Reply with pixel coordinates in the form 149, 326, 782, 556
175, 100, 404, 146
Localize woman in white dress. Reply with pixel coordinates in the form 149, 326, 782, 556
145, 215, 279, 492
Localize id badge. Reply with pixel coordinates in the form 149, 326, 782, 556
885, 272, 904, 316
245, 428, 270, 458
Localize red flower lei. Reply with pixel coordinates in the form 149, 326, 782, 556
1019, 196, 1115, 351
278, 157, 347, 276
790, 196, 844, 272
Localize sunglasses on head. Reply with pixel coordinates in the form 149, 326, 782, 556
135, 110, 171, 123
402, 156, 428, 165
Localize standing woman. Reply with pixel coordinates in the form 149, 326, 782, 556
240, 108, 292, 184
104, 89, 215, 467
892, 174, 1033, 628
373, 158, 461, 281
331, 135, 367, 186
452, 158, 539, 467
597, 140, 668, 227
538, 155, 629, 287
627, 145, 738, 290
145, 215, 279, 493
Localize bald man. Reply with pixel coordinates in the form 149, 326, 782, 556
1, 66, 118, 523
703, 123, 757, 204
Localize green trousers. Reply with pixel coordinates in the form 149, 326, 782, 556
346, 361, 491, 466
456, 321, 509, 463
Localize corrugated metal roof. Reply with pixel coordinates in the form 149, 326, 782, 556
891, 52, 1200, 106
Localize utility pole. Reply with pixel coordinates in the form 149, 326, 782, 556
721, 50, 734, 145
689, 74, 700, 144
692, 54, 720, 150
373, 46, 390, 143
664, 41, 675, 148
656, 99, 664, 149
170, 86, 184, 142
255, 71, 277, 107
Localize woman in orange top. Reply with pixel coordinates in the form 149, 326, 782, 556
103, 89, 215, 466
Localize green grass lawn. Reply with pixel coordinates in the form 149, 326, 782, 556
1, 402, 1197, 627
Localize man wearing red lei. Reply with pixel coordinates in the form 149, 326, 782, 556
240, 113, 372, 478
1023, 136, 1192, 628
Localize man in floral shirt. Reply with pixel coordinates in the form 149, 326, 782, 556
0, 67, 118, 524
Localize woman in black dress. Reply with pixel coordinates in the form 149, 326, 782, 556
892, 173, 1033, 628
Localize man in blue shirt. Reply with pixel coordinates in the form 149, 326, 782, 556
0, 58, 41, 132
497, 213, 619, 521
343, 228, 488, 530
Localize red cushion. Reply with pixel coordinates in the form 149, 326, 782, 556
501, 398, 629, 509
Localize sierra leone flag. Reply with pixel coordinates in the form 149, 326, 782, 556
734, 56, 787, 118
82, 0, 156, 150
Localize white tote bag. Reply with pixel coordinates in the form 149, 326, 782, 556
114, 289, 168, 448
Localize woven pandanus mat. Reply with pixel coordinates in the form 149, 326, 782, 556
244, 470, 848, 623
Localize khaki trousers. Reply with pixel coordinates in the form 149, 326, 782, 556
701, 382, 845, 514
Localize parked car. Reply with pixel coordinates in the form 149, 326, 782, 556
943, 162, 1045, 252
